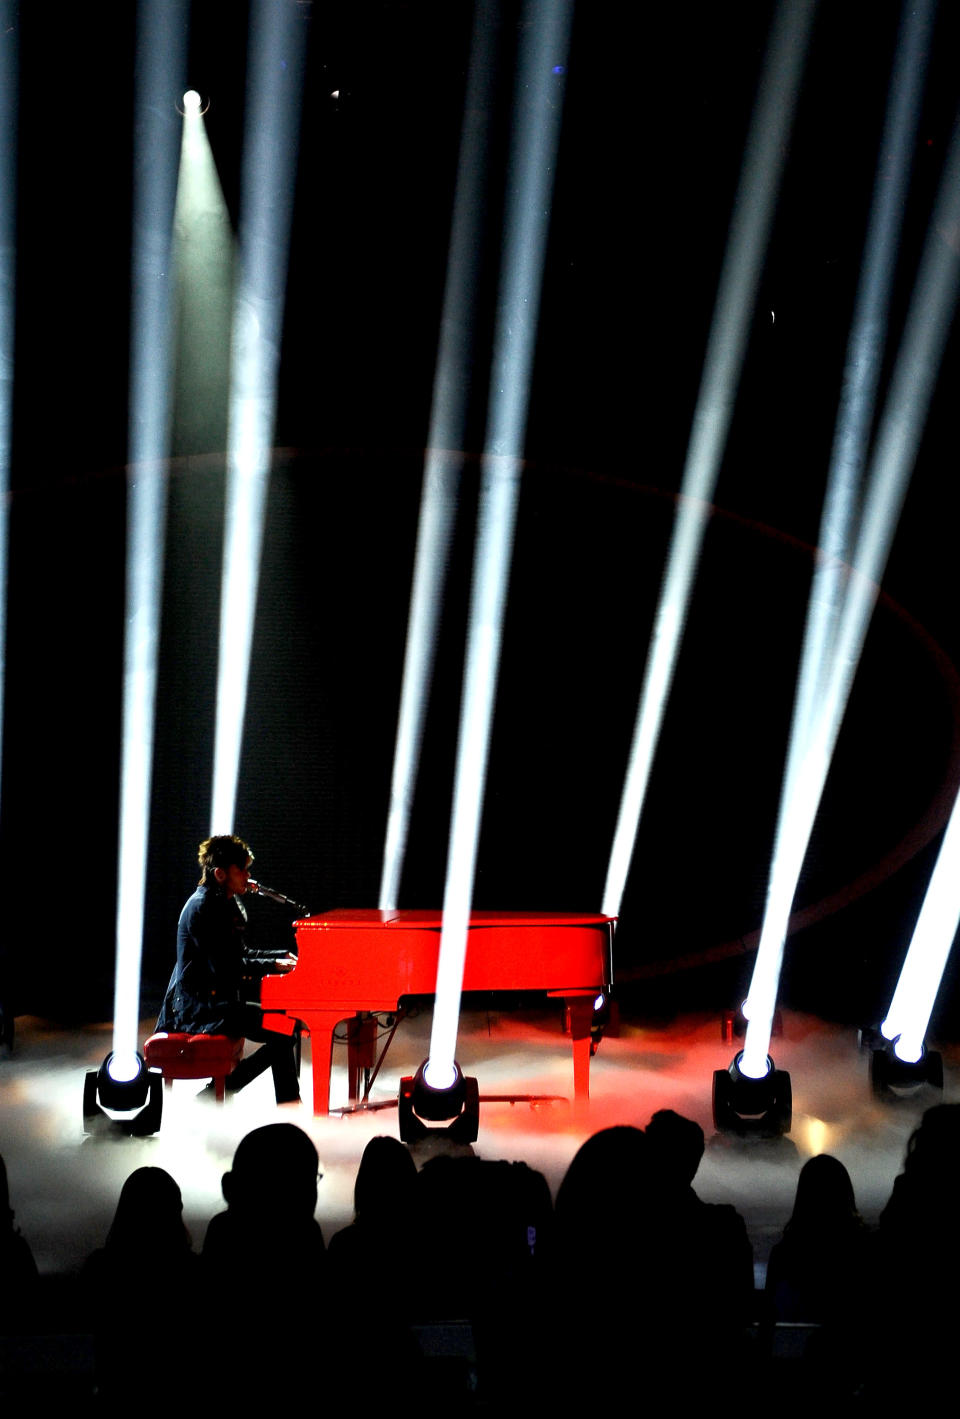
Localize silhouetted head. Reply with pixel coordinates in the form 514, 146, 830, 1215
556, 1125, 650, 1233
904, 1103, 960, 1178
646, 1109, 705, 1186
106, 1167, 190, 1252
354, 1136, 417, 1222
787, 1154, 859, 1233
223, 1123, 319, 1221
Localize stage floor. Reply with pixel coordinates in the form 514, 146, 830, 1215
1, 1003, 955, 1283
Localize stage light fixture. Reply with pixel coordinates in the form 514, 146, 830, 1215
868, 1036, 943, 1101
83, 1052, 163, 1136
712, 1051, 792, 1136
398, 1060, 479, 1144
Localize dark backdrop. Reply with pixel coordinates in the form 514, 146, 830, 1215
3, 1, 960, 1038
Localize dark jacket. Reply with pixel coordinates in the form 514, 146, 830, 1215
157, 883, 249, 1035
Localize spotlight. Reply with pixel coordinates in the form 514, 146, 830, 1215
398, 1059, 479, 1144
83, 1051, 163, 1136
712, 1051, 792, 1136
178, 89, 209, 115
866, 1035, 943, 1101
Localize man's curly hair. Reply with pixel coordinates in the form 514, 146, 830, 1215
198, 834, 254, 885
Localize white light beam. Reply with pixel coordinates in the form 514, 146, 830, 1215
426, 1, 575, 1088
378, 0, 500, 912
112, 0, 187, 1077
743, 49, 960, 1075
210, 0, 309, 834
0, 7, 17, 823
741, 0, 934, 1046
882, 786, 960, 1062
602, 0, 818, 920
787, 0, 934, 770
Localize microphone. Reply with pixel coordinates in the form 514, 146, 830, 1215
248, 881, 311, 916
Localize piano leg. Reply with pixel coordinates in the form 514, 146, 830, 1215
296, 1010, 345, 1115
565, 998, 594, 1105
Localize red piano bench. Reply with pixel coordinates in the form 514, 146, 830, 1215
143, 1032, 244, 1102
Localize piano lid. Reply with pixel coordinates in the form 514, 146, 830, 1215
293, 908, 616, 931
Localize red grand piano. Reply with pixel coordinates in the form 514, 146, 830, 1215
261, 908, 614, 1115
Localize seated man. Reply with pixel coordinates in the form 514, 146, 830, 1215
157, 834, 300, 1103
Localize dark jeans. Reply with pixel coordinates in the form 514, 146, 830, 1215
226, 1004, 300, 1103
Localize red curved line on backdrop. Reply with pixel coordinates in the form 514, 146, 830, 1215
57, 446, 952, 978
567, 466, 960, 981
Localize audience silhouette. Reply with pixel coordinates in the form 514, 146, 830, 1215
328, 1133, 418, 1278
765, 1153, 868, 1323
646, 1107, 754, 1322
81, 1166, 197, 1406
0, 1152, 38, 1335
5, 1101, 960, 1407
879, 1101, 960, 1254
552, 1126, 671, 1404
554, 1123, 650, 1253
413, 1148, 555, 1405
872, 1102, 960, 1399
327, 1135, 423, 1390
202, 1123, 328, 1405
764, 1152, 871, 1401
